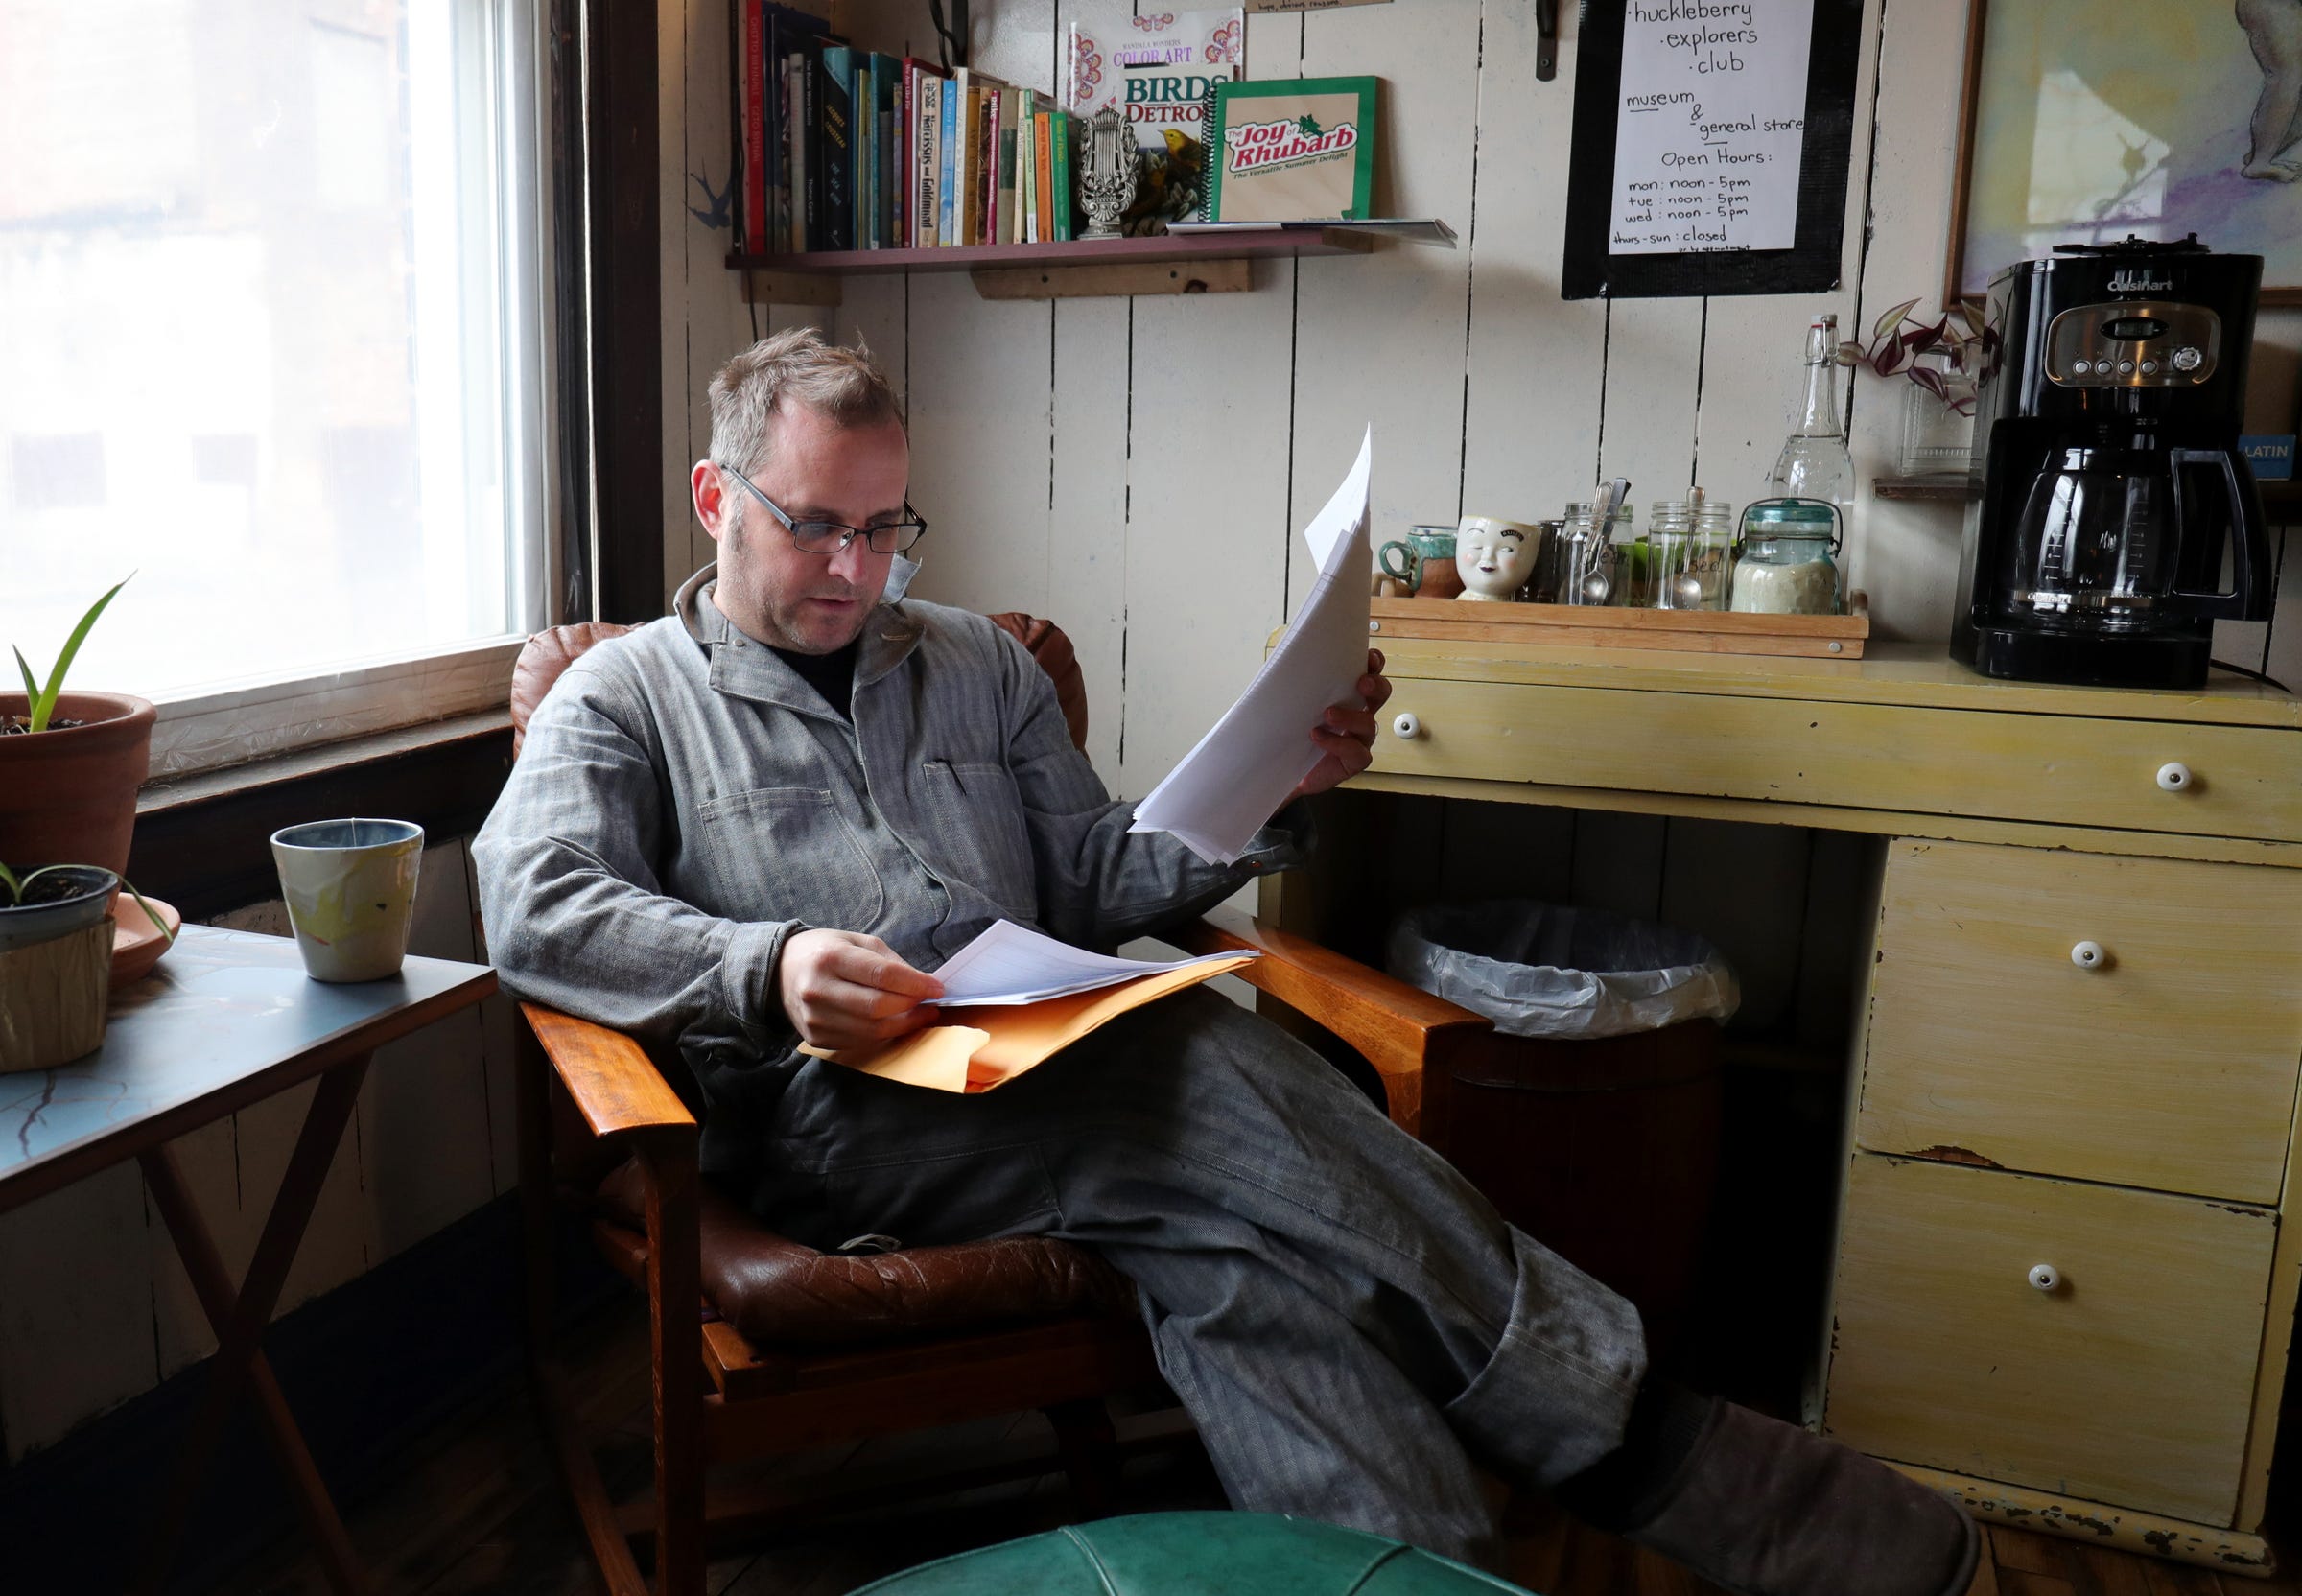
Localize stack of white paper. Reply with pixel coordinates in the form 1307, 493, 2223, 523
931, 919, 1258, 1007
1128, 428, 1375, 863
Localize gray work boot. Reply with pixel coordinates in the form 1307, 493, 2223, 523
1625, 1401, 1980, 1596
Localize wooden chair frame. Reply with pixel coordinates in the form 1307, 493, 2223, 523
516, 903, 1489, 1595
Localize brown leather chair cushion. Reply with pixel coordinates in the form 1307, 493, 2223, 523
987, 611, 1089, 752
510, 621, 633, 757
596, 1160, 1138, 1349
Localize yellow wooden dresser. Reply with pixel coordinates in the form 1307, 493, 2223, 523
1280, 636, 2302, 1573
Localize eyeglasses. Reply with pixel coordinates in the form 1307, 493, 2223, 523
716, 462, 928, 554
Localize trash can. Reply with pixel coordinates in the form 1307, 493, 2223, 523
1389, 902, 1740, 1356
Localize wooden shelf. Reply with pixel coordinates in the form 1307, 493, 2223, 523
726, 229, 1379, 305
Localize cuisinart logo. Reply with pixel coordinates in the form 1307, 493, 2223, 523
2108, 269, 2173, 293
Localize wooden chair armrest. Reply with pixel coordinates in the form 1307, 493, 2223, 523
521, 1002, 697, 1141
1167, 904, 1489, 1138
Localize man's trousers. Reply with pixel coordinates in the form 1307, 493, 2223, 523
746, 986, 1648, 1567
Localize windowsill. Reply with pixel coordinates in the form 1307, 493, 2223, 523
146, 638, 525, 781
129, 711, 517, 918
138, 709, 512, 817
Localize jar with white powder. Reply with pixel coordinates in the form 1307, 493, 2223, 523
1729, 499, 1843, 616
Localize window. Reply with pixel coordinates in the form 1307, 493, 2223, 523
0, 0, 557, 776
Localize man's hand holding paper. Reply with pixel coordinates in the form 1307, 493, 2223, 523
1130, 428, 1391, 862
1291, 646, 1391, 803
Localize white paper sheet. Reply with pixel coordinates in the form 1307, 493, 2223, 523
1127, 429, 1374, 864
930, 918, 1258, 1007
1608, 0, 1815, 256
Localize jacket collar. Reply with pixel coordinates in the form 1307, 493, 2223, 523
673, 563, 924, 714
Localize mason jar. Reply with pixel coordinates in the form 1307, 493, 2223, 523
1729, 499, 1843, 615
1554, 501, 1614, 606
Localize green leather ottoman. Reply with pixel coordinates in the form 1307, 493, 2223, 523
849, 1512, 1537, 1595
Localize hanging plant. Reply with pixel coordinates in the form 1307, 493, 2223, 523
1833, 298, 1995, 416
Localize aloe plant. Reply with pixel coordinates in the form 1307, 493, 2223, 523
12, 575, 131, 733
0, 859, 175, 942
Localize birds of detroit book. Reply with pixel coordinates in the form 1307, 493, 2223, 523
1064, 6, 1244, 233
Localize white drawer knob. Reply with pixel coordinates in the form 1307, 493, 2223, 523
2156, 762, 2193, 792
2028, 1263, 2061, 1293
2070, 940, 2105, 970
1393, 712, 1421, 740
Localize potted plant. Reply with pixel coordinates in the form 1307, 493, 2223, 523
0, 863, 170, 1071
1, 577, 155, 883
1834, 299, 1998, 477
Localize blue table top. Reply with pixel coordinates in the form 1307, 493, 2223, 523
0, 924, 495, 1205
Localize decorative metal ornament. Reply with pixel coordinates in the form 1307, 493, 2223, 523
1077, 106, 1138, 241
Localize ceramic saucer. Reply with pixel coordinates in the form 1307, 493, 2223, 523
112, 896, 182, 986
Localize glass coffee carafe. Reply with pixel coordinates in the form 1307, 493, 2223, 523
1999, 443, 2253, 631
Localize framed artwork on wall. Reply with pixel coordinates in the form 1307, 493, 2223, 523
1946, 0, 2302, 305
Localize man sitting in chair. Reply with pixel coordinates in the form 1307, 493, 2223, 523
473, 329, 1976, 1596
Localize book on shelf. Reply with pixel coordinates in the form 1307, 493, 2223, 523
731, 2, 831, 254
872, 54, 899, 249
904, 58, 941, 248
914, 67, 943, 248
961, 75, 985, 249
1034, 109, 1056, 244
776, 8, 835, 252
1064, 6, 1242, 234
995, 87, 1020, 246
740, 1, 767, 253
1051, 110, 1075, 242
978, 84, 1000, 249
819, 45, 855, 251
853, 53, 876, 250
1206, 76, 1378, 224
940, 66, 963, 246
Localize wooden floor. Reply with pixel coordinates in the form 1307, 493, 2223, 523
223, 1298, 2302, 1596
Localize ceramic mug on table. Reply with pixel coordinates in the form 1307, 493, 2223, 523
1376, 527, 1465, 600
1455, 515, 1544, 601
270, 818, 424, 982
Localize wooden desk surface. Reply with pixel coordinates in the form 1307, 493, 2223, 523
1362, 637, 2302, 731
0, 925, 496, 1213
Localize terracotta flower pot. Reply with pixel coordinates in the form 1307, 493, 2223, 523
0, 692, 157, 876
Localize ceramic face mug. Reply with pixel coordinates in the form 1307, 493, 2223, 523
1455, 516, 1540, 600
270, 818, 424, 981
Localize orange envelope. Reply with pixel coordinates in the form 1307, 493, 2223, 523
808, 955, 1258, 1092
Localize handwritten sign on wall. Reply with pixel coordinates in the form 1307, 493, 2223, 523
1609, 0, 1815, 254
1562, 0, 1860, 300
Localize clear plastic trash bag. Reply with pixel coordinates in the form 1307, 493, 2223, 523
1387, 901, 1741, 1041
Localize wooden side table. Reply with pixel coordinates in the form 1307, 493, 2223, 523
0, 924, 496, 1595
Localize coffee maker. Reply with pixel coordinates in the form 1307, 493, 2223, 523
1953, 236, 2273, 688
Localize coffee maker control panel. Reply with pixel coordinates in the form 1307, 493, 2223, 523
2045, 301, 2220, 387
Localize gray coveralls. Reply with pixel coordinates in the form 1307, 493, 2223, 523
471, 568, 1646, 1565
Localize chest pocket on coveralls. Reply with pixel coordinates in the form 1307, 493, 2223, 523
920, 761, 1038, 922
692, 786, 886, 931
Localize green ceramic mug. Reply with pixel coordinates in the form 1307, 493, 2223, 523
1377, 526, 1464, 599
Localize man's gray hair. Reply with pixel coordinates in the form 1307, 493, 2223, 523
706, 327, 904, 473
